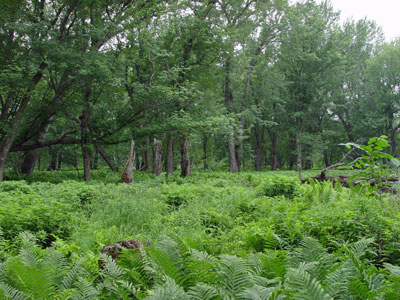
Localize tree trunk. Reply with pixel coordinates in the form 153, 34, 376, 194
94, 142, 117, 172
270, 132, 278, 170
228, 135, 239, 173
48, 148, 58, 171
135, 152, 140, 171
153, 138, 162, 176
0, 63, 47, 181
165, 133, 174, 177
224, 54, 240, 173
141, 137, 151, 171
288, 132, 296, 170
92, 150, 98, 170
20, 151, 39, 175
202, 134, 208, 169
305, 159, 312, 170
254, 124, 264, 171
180, 135, 191, 177
80, 107, 91, 181
121, 140, 134, 183
296, 126, 303, 182
57, 152, 62, 170
323, 150, 330, 168
20, 121, 52, 175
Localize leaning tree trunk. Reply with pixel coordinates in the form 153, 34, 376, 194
92, 150, 98, 170
180, 135, 191, 177
165, 133, 174, 177
153, 138, 162, 176
93, 142, 118, 172
0, 63, 47, 181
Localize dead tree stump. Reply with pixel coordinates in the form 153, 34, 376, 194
121, 140, 135, 183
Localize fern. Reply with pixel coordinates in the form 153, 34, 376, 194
146, 247, 189, 287
384, 263, 400, 300
71, 277, 99, 300
145, 276, 189, 300
61, 261, 86, 290
217, 255, 254, 297
239, 284, 275, 300
99, 253, 125, 279
0, 282, 29, 300
285, 267, 333, 300
323, 260, 354, 298
187, 283, 221, 300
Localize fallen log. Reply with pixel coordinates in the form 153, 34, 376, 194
301, 163, 399, 193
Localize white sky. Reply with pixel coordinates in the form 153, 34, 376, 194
322, 0, 400, 41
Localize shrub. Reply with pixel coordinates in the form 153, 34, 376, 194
256, 176, 299, 199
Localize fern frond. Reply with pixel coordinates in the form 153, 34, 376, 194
147, 247, 188, 286
99, 253, 124, 279
348, 238, 375, 259
187, 283, 221, 300
217, 255, 253, 297
285, 268, 333, 300
61, 262, 85, 290
0, 282, 29, 300
71, 277, 99, 300
323, 260, 354, 298
239, 284, 275, 300
256, 251, 287, 279
145, 276, 189, 300
19, 245, 41, 267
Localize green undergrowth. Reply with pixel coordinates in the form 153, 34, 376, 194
1, 168, 400, 298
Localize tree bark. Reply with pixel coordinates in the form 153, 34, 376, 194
224, 54, 240, 173
57, 151, 62, 170
228, 134, 239, 173
48, 148, 58, 171
93, 141, 117, 172
92, 150, 98, 170
20, 151, 39, 175
296, 127, 303, 182
323, 150, 330, 168
202, 134, 208, 169
153, 138, 162, 176
0, 63, 47, 181
270, 132, 278, 170
121, 140, 134, 183
80, 105, 91, 181
180, 135, 191, 177
254, 124, 264, 171
165, 133, 174, 177
288, 132, 296, 170
141, 137, 151, 171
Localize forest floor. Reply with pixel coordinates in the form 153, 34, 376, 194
0, 168, 400, 299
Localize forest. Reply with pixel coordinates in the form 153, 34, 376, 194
1, 0, 400, 299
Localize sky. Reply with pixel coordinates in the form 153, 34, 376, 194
320, 0, 400, 41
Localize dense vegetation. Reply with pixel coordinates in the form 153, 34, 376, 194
1, 169, 400, 299
1, 0, 400, 299
1, 0, 399, 179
